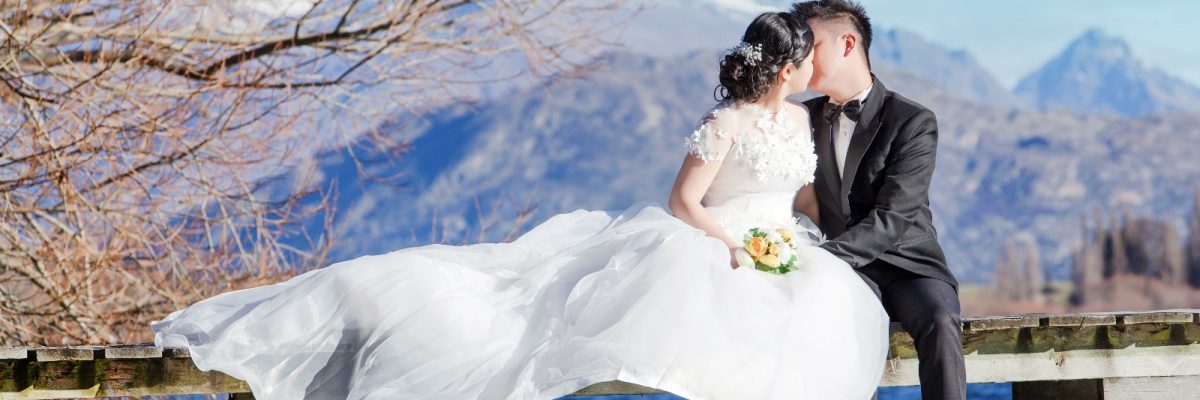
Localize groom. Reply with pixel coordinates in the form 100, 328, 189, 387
789, 1, 966, 399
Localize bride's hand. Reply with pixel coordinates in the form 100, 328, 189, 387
728, 247, 741, 269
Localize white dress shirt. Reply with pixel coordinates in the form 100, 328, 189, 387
832, 83, 873, 178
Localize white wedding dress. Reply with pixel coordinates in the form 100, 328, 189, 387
151, 101, 890, 400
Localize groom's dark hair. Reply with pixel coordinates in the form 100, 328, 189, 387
790, 0, 872, 69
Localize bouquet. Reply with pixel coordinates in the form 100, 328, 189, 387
733, 227, 803, 274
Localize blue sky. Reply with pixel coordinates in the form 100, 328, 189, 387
619, 0, 1200, 89
855, 0, 1200, 88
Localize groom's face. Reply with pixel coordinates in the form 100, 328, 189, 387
806, 19, 847, 95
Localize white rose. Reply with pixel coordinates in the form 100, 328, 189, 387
734, 247, 755, 269
779, 245, 795, 265
766, 231, 783, 243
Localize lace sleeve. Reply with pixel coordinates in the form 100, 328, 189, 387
684, 108, 734, 163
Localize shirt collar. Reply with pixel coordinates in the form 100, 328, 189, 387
832, 83, 873, 106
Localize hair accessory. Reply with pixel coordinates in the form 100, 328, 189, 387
731, 41, 763, 66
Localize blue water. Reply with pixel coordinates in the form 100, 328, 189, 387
562, 383, 1012, 399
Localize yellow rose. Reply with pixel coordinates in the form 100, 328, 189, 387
776, 228, 794, 242
768, 244, 781, 255
746, 237, 769, 258
759, 254, 781, 268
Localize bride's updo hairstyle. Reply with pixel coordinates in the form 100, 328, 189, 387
716, 12, 813, 104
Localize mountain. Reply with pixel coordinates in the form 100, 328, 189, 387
300, 50, 725, 260
1015, 29, 1200, 116
871, 29, 1017, 108
294, 48, 1200, 285
609, 0, 746, 59
926, 100, 1200, 282
612, 0, 1013, 108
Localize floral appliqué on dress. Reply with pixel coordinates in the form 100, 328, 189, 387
684, 102, 818, 184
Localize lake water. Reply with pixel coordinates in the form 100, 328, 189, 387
563, 383, 1012, 399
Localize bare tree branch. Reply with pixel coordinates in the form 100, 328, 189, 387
0, 0, 628, 346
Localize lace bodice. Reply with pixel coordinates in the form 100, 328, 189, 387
683, 100, 820, 241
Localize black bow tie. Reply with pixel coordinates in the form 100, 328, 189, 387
823, 99, 863, 123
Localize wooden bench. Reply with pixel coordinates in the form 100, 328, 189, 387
1, 309, 1197, 399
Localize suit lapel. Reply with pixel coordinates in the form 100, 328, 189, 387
810, 97, 842, 204
839, 78, 887, 214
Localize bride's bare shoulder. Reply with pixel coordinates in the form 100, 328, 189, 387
698, 100, 743, 128
783, 100, 813, 126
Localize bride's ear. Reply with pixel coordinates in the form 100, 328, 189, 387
778, 63, 795, 83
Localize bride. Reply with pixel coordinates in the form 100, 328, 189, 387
151, 11, 889, 400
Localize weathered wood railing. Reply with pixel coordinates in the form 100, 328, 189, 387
1, 309, 1197, 399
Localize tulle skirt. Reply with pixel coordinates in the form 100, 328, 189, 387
151, 201, 889, 400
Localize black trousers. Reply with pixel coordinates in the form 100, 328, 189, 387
856, 260, 966, 400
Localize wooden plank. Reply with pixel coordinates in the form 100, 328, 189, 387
1048, 314, 1117, 327
965, 315, 1041, 332
881, 342, 1200, 386
1101, 375, 1200, 399
0, 348, 29, 360
0, 309, 1196, 397
890, 318, 1200, 360
103, 346, 162, 359
1103, 322, 1198, 348
24, 359, 100, 399
162, 347, 190, 358
95, 357, 248, 397
889, 329, 917, 359
95, 358, 161, 398
34, 348, 96, 362
0, 344, 1197, 397
0, 351, 248, 399
0, 359, 27, 394
1120, 311, 1195, 325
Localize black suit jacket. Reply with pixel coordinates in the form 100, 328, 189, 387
802, 77, 958, 291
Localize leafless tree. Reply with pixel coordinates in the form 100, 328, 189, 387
993, 234, 1043, 304
0, 0, 627, 345
1187, 188, 1200, 288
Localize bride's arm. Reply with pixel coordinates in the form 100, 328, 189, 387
787, 101, 820, 227
792, 183, 820, 227
668, 154, 740, 250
